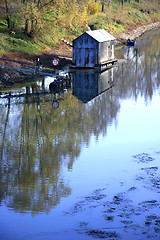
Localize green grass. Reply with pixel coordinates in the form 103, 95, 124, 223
0, 31, 41, 55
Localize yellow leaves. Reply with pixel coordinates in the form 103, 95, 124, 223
20, 0, 89, 38
21, 1, 47, 37
53, 0, 88, 33
87, 1, 100, 15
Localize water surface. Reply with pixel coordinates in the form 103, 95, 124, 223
0, 29, 160, 240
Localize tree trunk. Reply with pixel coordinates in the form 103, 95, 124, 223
6, 16, 10, 29
102, 3, 104, 12
37, 0, 41, 7
24, 19, 29, 34
4, 0, 10, 28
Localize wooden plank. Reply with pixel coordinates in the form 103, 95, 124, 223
96, 59, 117, 69
54, 55, 72, 59
0, 62, 65, 78
0, 64, 36, 73
0, 57, 34, 66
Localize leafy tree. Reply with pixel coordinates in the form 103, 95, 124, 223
22, 1, 46, 37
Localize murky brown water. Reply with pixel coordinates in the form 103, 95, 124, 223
0, 28, 160, 240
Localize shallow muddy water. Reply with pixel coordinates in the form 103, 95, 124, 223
0, 29, 160, 240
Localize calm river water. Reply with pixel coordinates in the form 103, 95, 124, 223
0, 29, 160, 240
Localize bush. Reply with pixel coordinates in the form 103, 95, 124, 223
87, 1, 100, 15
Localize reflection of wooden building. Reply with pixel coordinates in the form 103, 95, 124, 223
72, 68, 114, 103
72, 29, 116, 68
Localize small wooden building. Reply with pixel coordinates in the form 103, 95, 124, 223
72, 29, 116, 68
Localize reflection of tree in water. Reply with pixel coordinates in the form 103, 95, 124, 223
72, 68, 120, 140
85, 90, 119, 139
115, 29, 160, 103
0, 82, 119, 214
0, 29, 160, 214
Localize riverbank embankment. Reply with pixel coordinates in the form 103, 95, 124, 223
0, 21, 160, 87
116, 21, 160, 43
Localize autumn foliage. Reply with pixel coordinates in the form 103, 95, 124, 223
0, 0, 160, 50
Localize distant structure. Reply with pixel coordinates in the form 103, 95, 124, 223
72, 29, 116, 68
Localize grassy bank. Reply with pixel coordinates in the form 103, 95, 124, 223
0, 0, 160, 58
88, 1, 160, 35
0, 22, 52, 56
